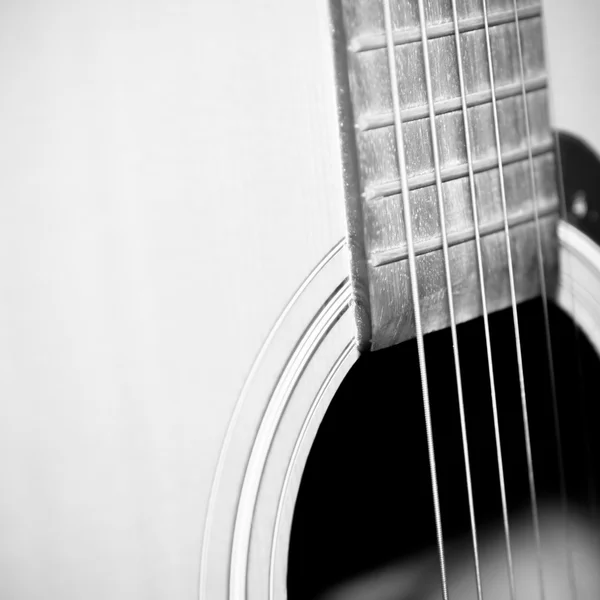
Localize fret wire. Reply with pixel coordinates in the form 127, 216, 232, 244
381, 1, 449, 599
417, 2, 484, 599
481, 1, 519, 598
350, 5, 540, 53
358, 75, 548, 132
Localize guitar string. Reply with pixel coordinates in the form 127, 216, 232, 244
555, 139, 600, 524
554, 136, 600, 532
542, 0, 600, 587
448, 0, 506, 598
416, 1, 484, 599
554, 131, 600, 539
541, 0, 600, 530
381, 1, 449, 598
541, 1, 595, 582
551, 130, 581, 600
481, 0, 528, 597
511, 3, 575, 599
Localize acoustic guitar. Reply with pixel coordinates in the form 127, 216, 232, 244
1, 0, 599, 599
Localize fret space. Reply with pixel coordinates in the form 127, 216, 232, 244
348, 19, 547, 129
348, 4, 541, 52
335, 0, 558, 350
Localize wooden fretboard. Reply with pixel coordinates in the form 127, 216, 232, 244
332, 0, 558, 350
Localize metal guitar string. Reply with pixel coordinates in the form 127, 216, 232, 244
555, 137, 599, 520
448, 1, 507, 598
511, 3, 575, 599
554, 131, 599, 530
381, 1, 449, 598
554, 136, 600, 534
540, 3, 594, 588
416, 1, 484, 599
541, 5, 600, 528
550, 132, 581, 600
481, 1, 527, 597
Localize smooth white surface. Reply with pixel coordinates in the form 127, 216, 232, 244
0, 0, 597, 599
544, 0, 600, 151
0, 1, 345, 598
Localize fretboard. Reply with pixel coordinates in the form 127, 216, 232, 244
333, 0, 558, 351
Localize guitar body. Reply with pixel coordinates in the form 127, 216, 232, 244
0, 1, 599, 599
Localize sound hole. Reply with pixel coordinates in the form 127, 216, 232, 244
287, 299, 600, 599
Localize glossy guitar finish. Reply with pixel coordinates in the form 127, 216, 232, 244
0, 1, 598, 600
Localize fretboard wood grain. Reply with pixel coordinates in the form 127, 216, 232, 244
336, 0, 558, 350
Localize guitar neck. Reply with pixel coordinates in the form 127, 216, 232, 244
333, 0, 558, 351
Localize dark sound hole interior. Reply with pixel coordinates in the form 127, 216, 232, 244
287, 298, 600, 600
